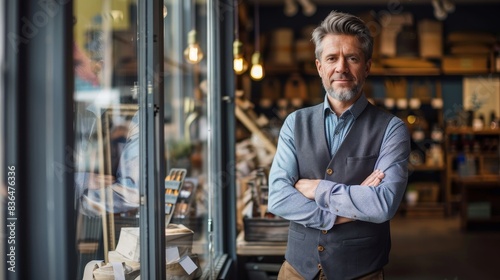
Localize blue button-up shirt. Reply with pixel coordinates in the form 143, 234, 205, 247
268, 94, 410, 230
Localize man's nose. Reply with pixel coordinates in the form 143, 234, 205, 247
335, 58, 349, 73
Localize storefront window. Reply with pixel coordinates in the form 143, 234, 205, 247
73, 0, 226, 278
163, 0, 225, 277
73, 0, 141, 278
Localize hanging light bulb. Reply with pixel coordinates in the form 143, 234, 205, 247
250, 0, 264, 81
232, 0, 247, 74
250, 52, 264, 80
184, 29, 204, 64
233, 40, 248, 74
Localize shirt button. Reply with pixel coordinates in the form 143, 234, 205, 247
318, 264, 322, 270
322, 230, 328, 234
317, 245, 324, 252
326, 168, 333, 175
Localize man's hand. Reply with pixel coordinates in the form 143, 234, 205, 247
295, 169, 385, 201
360, 169, 385, 186
295, 179, 321, 200
336, 169, 385, 224
294, 170, 384, 224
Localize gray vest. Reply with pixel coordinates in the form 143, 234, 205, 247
285, 102, 393, 280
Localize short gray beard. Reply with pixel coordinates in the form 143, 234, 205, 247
325, 83, 363, 102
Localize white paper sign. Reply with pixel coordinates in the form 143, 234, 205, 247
179, 255, 198, 275
165, 247, 180, 264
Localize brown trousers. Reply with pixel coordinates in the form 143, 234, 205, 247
277, 260, 384, 280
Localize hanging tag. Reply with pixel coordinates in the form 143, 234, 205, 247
166, 246, 180, 264
179, 255, 198, 275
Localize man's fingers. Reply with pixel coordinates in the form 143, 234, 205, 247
360, 170, 384, 186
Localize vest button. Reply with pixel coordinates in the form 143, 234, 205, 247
317, 264, 322, 270
317, 245, 324, 252
322, 230, 328, 234
326, 168, 333, 175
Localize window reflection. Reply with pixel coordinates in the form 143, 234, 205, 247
73, 0, 139, 278
164, 0, 216, 275
73, 0, 218, 278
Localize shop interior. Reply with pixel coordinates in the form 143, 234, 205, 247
4, 0, 500, 279
233, 0, 500, 279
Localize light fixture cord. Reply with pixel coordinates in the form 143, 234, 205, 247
191, 0, 196, 30
254, 0, 260, 52
234, 0, 239, 40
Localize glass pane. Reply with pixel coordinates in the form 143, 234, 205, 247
73, 0, 140, 278
163, 0, 222, 276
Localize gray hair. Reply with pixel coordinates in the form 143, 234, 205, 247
311, 11, 373, 61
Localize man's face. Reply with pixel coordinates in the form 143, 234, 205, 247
315, 34, 371, 102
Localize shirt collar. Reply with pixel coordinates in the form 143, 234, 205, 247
323, 93, 368, 120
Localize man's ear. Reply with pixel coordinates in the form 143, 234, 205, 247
365, 58, 372, 76
315, 58, 322, 77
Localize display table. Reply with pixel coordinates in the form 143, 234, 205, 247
236, 232, 287, 280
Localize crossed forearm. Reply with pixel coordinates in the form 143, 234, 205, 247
294, 169, 385, 224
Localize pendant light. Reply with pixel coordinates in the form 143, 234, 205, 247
233, 0, 248, 74
250, 0, 264, 81
184, 0, 204, 64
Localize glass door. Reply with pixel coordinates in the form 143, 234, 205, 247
163, 0, 229, 278
73, 0, 232, 279
73, 0, 157, 278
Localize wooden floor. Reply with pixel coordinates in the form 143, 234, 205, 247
385, 216, 500, 280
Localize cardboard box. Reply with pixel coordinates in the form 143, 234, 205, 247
378, 13, 413, 57
418, 20, 442, 58
165, 224, 194, 258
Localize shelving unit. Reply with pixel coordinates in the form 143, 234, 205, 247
444, 127, 500, 229
456, 177, 500, 230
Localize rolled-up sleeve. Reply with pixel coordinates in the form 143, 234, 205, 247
315, 117, 410, 224
268, 112, 336, 230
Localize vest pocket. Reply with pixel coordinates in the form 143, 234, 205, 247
346, 154, 378, 180
342, 235, 377, 247
288, 226, 306, 241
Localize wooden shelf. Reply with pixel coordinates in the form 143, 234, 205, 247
446, 127, 500, 135
458, 176, 500, 230
370, 67, 441, 76
452, 175, 500, 185
401, 202, 446, 218
410, 164, 445, 171
444, 126, 500, 216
